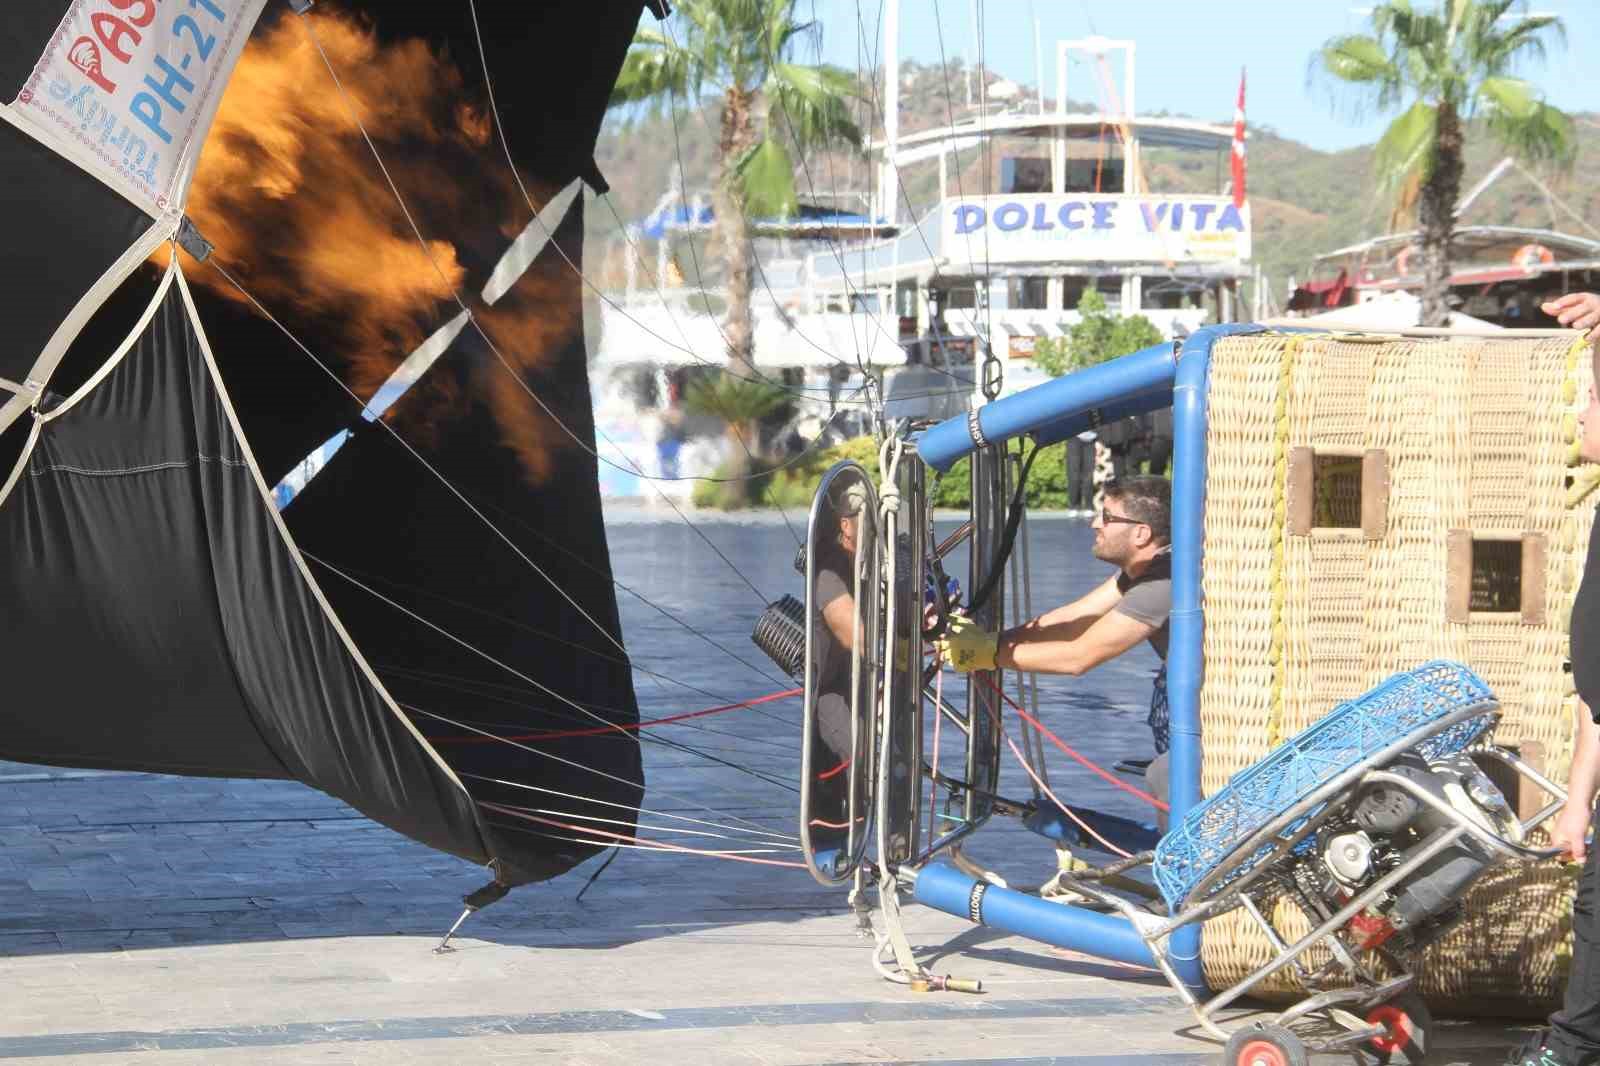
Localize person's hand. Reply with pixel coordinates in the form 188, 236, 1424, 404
1542, 293, 1600, 341
935, 615, 998, 673
1551, 799, 1592, 863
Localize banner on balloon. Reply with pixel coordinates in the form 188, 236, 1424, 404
12, 0, 267, 213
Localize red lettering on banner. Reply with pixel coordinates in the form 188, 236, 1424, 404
91, 11, 142, 64
109, 0, 159, 29
68, 36, 117, 94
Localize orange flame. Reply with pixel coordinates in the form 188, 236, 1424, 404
185, 6, 578, 485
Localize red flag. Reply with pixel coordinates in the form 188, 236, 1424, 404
1231, 67, 1247, 209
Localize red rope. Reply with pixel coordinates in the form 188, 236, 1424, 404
427, 687, 802, 744
976, 674, 1168, 812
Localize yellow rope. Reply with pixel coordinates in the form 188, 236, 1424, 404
1564, 335, 1600, 508
1266, 336, 1307, 749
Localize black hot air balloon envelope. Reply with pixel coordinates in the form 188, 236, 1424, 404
0, 0, 658, 894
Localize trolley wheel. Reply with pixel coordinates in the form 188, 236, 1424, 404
1223, 1024, 1309, 1066
1366, 991, 1431, 1064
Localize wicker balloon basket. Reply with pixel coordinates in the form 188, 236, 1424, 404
1198, 328, 1595, 1014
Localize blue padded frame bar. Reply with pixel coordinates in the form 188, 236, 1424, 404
914, 862, 1158, 970
917, 341, 1178, 473
910, 324, 1270, 995
1163, 322, 1264, 989
1031, 388, 1175, 449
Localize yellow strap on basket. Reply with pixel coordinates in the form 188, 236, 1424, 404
1564, 334, 1600, 509
1265, 335, 1308, 749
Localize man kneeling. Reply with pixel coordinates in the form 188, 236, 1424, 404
937, 475, 1174, 816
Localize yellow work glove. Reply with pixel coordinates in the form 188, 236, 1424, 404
936, 615, 999, 673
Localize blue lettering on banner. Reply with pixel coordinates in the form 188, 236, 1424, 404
994, 203, 1028, 231
128, 0, 229, 148
51, 75, 161, 186
953, 197, 1248, 238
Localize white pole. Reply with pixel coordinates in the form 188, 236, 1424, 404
884, 0, 899, 214
624, 234, 637, 303
969, 0, 979, 108
884, 0, 901, 346
1124, 42, 1138, 194
1034, 14, 1044, 115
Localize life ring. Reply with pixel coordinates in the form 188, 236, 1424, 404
1513, 243, 1555, 269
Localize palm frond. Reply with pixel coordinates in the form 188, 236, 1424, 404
1475, 74, 1538, 120
610, 32, 701, 111
1481, 15, 1562, 74
1320, 34, 1399, 83
1484, 95, 1578, 168
684, 373, 788, 424
1372, 99, 1439, 196
767, 63, 863, 150
1308, 35, 1401, 118
772, 15, 818, 60
732, 137, 799, 219
1388, 165, 1425, 231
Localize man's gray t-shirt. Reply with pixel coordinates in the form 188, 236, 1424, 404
813, 565, 853, 684
1114, 548, 1171, 659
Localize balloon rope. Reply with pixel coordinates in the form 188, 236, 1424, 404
426, 687, 801, 744
976, 674, 1168, 812
459, 771, 797, 844
483, 803, 808, 869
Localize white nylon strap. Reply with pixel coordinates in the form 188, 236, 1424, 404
0, 214, 179, 438
173, 265, 477, 804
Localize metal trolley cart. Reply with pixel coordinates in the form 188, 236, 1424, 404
1041, 661, 1566, 1065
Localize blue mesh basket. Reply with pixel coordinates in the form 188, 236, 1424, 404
1152, 661, 1497, 910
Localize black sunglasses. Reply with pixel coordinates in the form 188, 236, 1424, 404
1100, 507, 1146, 527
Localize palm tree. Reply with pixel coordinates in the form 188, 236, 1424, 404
684, 373, 790, 454
683, 372, 791, 506
610, 0, 863, 370
1314, 0, 1575, 325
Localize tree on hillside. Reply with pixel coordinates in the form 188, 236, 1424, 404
610, 2, 863, 370
1314, 0, 1574, 325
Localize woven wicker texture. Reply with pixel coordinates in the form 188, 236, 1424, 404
1197, 329, 1594, 1013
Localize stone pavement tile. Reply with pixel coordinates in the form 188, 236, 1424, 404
745, 1039, 902, 1065
144, 896, 261, 915
84, 883, 206, 904
53, 930, 136, 952
0, 933, 60, 957
0, 831, 51, 847
163, 926, 287, 947
118, 930, 178, 950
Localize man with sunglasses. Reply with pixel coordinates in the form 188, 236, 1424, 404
936, 475, 1175, 799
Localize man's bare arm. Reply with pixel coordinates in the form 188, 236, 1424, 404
1015, 574, 1122, 632
1553, 700, 1600, 861
822, 593, 859, 651
997, 608, 1155, 676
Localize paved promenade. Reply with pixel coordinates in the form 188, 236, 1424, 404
0, 755, 1550, 1066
